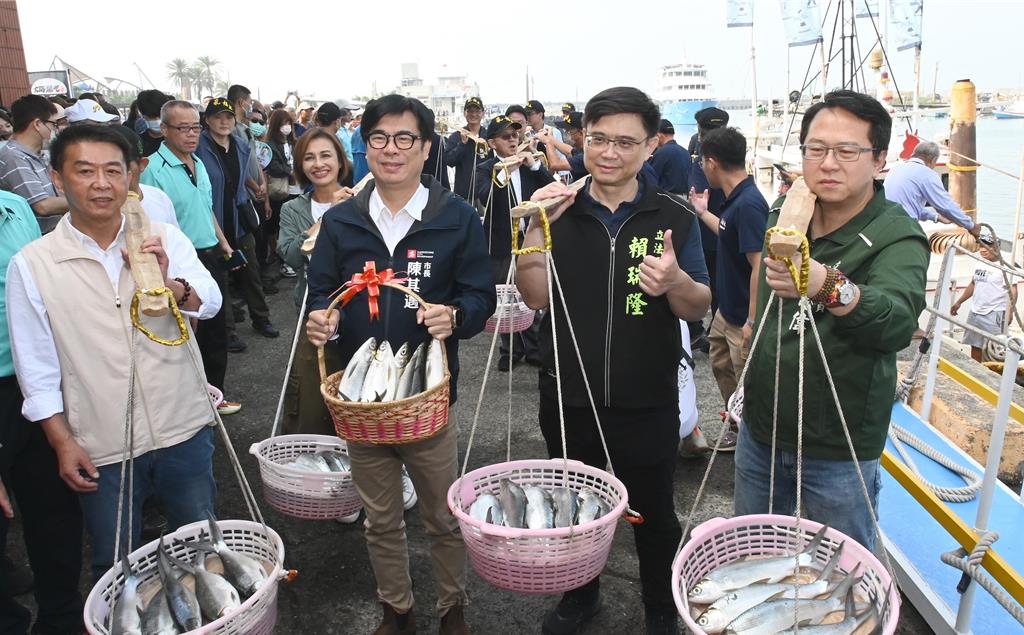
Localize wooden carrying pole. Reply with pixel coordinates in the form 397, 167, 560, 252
510, 175, 590, 219
122, 192, 169, 317
769, 177, 817, 256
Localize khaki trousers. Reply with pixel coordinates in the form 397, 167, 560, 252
709, 311, 749, 405
346, 414, 466, 615
282, 334, 340, 436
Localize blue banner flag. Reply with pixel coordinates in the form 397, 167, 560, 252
889, 0, 924, 51
855, 0, 880, 18
726, 0, 754, 27
780, 0, 823, 47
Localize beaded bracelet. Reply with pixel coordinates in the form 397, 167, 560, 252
173, 277, 191, 305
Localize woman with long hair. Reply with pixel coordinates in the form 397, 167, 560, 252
263, 108, 300, 277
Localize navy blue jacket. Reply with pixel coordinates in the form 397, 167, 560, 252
424, 133, 451, 190
306, 176, 497, 403
444, 130, 492, 203
475, 157, 554, 257
650, 139, 691, 194
196, 130, 252, 241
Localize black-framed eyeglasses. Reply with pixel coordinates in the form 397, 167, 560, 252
367, 132, 420, 150
585, 134, 648, 154
167, 124, 202, 135
800, 143, 878, 162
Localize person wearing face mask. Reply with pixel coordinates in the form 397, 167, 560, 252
264, 109, 300, 278
133, 90, 172, 157
0, 95, 70, 233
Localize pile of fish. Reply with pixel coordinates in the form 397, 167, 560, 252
337, 337, 445, 402
110, 513, 270, 635
686, 526, 888, 635
280, 450, 351, 473
467, 478, 612, 530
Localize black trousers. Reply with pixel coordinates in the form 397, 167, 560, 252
224, 232, 271, 337
0, 377, 83, 635
490, 254, 540, 360
688, 247, 718, 339
538, 395, 681, 608
196, 247, 229, 391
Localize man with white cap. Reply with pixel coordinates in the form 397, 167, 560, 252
295, 102, 314, 138
65, 99, 119, 126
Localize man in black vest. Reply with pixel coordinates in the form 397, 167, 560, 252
476, 115, 554, 370
517, 87, 710, 635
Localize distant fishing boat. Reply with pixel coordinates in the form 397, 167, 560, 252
654, 60, 718, 129
993, 102, 1024, 119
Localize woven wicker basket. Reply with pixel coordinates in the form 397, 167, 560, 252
318, 282, 451, 445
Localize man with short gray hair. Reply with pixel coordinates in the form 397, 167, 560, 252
884, 140, 978, 234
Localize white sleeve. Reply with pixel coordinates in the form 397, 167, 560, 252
163, 224, 222, 320
6, 253, 64, 422
141, 185, 180, 229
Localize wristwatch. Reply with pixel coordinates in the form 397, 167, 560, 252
448, 305, 464, 329
811, 267, 857, 308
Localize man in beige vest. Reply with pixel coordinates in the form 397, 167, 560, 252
6, 124, 222, 580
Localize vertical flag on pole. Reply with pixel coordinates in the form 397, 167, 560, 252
855, 0, 880, 18
779, 0, 823, 47
889, 0, 924, 51
726, 0, 754, 27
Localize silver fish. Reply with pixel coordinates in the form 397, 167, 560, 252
188, 512, 268, 599
338, 337, 377, 401
319, 450, 350, 472
688, 524, 830, 604
389, 342, 410, 399
551, 487, 579, 528
410, 343, 427, 396
696, 543, 843, 634
776, 583, 883, 635
395, 343, 424, 400
290, 453, 332, 473
166, 549, 241, 622
575, 488, 610, 525
468, 493, 504, 525
724, 563, 861, 635
499, 479, 527, 529
359, 341, 394, 402
110, 548, 143, 635
140, 592, 180, 635
524, 486, 555, 529
156, 536, 201, 631
425, 338, 445, 390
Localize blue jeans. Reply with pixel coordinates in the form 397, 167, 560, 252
733, 424, 882, 550
79, 426, 217, 581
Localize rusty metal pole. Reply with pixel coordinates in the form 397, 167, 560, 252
949, 79, 977, 224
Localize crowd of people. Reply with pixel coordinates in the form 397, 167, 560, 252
0, 79, 945, 635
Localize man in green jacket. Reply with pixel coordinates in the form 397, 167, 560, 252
736, 90, 928, 550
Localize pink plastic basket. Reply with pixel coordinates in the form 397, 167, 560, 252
447, 459, 628, 595
85, 519, 285, 635
248, 434, 362, 520
672, 514, 899, 634
484, 285, 536, 334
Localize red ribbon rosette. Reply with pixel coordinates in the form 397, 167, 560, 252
334, 261, 409, 320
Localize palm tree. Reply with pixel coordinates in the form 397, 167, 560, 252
196, 56, 220, 97
188, 64, 206, 100
165, 58, 191, 99
214, 79, 231, 97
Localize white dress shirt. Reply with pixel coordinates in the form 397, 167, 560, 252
7, 217, 222, 422
139, 184, 180, 229
494, 156, 542, 205
368, 184, 429, 254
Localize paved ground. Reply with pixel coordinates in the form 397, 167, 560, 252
9, 276, 934, 633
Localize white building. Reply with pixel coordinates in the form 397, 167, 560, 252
397, 63, 480, 123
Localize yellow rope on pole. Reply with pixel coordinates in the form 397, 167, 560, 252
765, 226, 812, 297
130, 288, 190, 346
491, 164, 511, 189
948, 164, 979, 172
511, 208, 553, 255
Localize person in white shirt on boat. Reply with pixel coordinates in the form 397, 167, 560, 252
884, 141, 980, 235
951, 233, 1016, 362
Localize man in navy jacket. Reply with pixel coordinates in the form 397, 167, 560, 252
444, 97, 491, 203
306, 94, 495, 635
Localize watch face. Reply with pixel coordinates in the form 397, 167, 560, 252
838, 282, 856, 305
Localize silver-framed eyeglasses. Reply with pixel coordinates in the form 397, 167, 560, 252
800, 143, 878, 162
585, 134, 648, 154
367, 132, 421, 150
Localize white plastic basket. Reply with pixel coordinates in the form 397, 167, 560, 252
248, 434, 362, 520
485, 284, 536, 334
85, 519, 285, 634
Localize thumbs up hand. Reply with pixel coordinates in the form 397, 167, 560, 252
638, 229, 684, 297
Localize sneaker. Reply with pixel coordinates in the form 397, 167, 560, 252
644, 603, 678, 635
280, 264, 297, 278
253, 321, 280, 338
372, 603, 416, 635
226, 335, 247, 353
542, 591, 601, 635
678, 426, 711, 458
439, 604, 470, 635
335, 509, 362, 524
217, 400, 242, 416
401, 466, 417, 510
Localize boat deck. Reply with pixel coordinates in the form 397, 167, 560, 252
880, 401, 1024, 634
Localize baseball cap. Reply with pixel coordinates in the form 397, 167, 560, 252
485, 115, 522, 139
204, 97, 235, 118
524, 100, 544, 114
65, 99, 117, 124
658, 119, 675, 135
556, 111, 583, 130
695, 107, 729, 129
298, 101, 314, 111
561, 102, 575, 113
464, 97, 483, 111
316, 101, 343, 124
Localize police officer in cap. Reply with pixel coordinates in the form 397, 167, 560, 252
650, 118, 691, 195
444, 97, 491, 203
540, 111, 586, 182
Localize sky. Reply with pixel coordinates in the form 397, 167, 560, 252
16, 0, 1024, 107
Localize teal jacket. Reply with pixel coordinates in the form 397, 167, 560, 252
743, 184, 929, 460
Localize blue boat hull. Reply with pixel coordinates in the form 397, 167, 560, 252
994, 110, 1024, 119
661, 99, 719, 130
